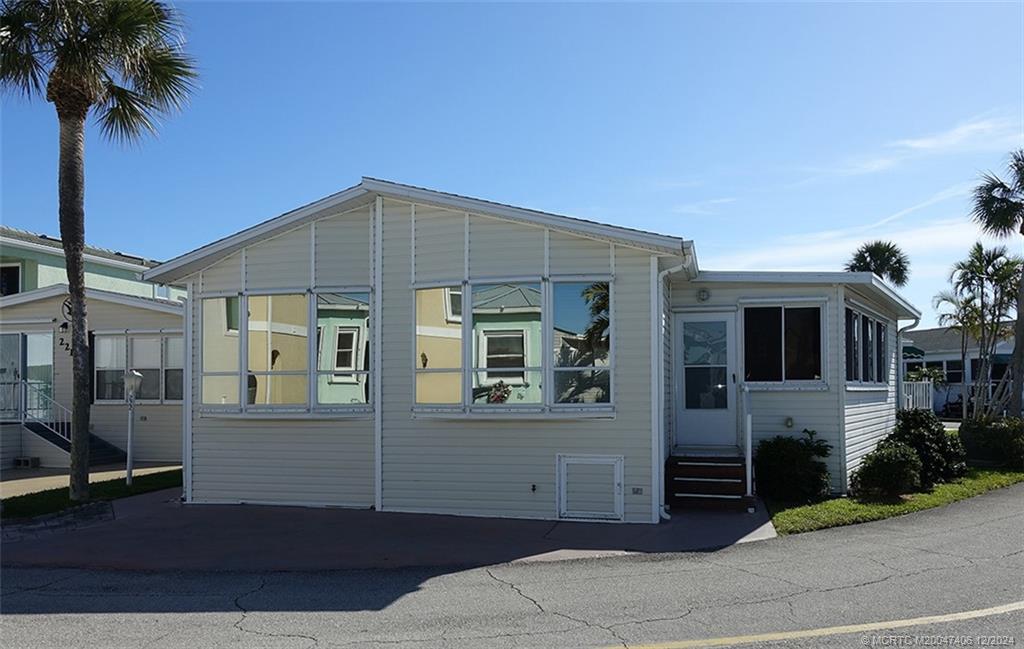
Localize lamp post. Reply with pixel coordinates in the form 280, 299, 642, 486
124, 370, 143, 486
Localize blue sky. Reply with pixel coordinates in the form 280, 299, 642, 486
2, 2, 1022, 327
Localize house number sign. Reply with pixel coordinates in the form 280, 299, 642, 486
57, 297, 73, 355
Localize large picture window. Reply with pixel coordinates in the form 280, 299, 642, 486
95, 334, 183, 403
414, 279, 612, 410
201, 292, 371, 412
744, 306, 822, 382
845, 307, 889, 385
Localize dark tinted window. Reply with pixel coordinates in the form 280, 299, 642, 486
785, 307, 822, 380
0, 265, 20, 296
845, 309, 859, 381
876, 322, 887, 383
744, 307, 782, 381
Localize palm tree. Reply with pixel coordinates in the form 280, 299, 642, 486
1, 0, 196, 500
845, 240, 910, 287
972, 150, 1024, 416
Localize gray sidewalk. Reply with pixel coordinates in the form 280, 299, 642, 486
1, 488, 775, 571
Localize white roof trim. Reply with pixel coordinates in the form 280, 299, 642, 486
0, 284, 184, 316
0, 236, 152, 272
143, 178, 689, 284
696, 270, 920, 319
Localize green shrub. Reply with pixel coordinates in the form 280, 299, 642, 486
754, 429, 831, 503
890, 409, 966, 488
850, 440, 923, 500
961, 418, 1024, 470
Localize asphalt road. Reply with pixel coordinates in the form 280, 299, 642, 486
3, 484, 1022, 649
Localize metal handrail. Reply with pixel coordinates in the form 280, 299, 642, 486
21, 380, 73, 442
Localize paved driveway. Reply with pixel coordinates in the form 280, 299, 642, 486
2, 484, 1022, 648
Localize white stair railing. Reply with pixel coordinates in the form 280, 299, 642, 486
22, 380, 73, 442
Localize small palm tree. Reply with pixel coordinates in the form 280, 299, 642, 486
845, 240, 910, 287
1, 0, 196, 500
972, 150, 1024, 416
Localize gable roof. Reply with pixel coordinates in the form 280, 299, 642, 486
0, 284, 184, 316
0, 225, 162, 270
143, 178, 694, 284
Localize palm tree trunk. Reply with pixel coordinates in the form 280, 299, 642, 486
57, 110, 91, 502
1011, 257, 1024, 417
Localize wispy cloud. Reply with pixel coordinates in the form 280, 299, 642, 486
797, 113, 1021, 183
645, 178, 704, 191
672, 197, 737, 215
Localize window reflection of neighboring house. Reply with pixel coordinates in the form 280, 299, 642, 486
316, 293, 371, 405
470, 284, 542, 402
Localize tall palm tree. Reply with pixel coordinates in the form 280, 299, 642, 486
1, 0, 196, 500
972, 150, 1024, 416
845, 240, 910, 287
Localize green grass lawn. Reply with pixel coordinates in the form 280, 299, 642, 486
768, 468, 1024, 535
1, 469, 182, 521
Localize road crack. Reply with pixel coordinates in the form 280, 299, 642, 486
486, 568, 630, 648
233, 576, 320, 648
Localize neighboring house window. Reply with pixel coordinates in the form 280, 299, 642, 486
0, 264, 20, 296
94, 336, 126, 401
845, 307, 889, 384
905, 361, 923, 374
444, 287, 462, 323
131, 337, 162, 400
163, 337, 184, 401
414, 279, 611, 410
201, 292, 371, 411
154, 284, 171, 300
744, 306, 822, 382
480, 330, 526, 383
945, 359, 963, 384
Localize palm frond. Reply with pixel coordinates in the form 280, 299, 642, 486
95, 80, 156, 142
0, 0, 47, 96
972, 172, 1024, 237
845, 240, 910, 286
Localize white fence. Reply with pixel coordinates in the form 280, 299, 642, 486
902, 380, 933, 411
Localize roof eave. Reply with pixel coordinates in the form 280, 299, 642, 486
0, 284, 184, 316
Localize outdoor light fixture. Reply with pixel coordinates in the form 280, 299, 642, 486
696, 288, 710, 302
124, 369, 143, 485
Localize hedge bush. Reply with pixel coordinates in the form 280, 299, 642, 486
850, 440, 922, 500
890, 409, 966, 488
754, 429, 831, 503
960, 418, 1024, 470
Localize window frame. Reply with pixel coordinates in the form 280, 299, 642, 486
413, 276, 615, 414
478, 328, 528, 385
93, 333, 183, 405
844, 304, 891, 387
198, 289, 373, 415
0, 263, 22, 297
443, 286, 463, 323
741, 302, 826, 388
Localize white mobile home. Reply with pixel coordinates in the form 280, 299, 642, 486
145, 179, 919, 523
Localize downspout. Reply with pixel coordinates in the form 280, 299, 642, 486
655, 258, 687, 521
897, 315, 921, 411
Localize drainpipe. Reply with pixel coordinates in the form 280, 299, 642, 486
656, 257, 688, 521
897, 315, 921, 410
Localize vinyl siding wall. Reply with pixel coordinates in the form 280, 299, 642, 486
1, 423, 22, 467
0, 295, 182, 466
843, 288, 899, 483
187, 202, 375, 506
669, 281, 847, 491
383, 199, 654, 522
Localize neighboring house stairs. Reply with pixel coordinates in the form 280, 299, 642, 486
21, 421, 127, 466
665, 454, 755, 511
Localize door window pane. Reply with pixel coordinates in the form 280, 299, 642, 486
744, 307, 782, 381
552, 282, 610, 367
683, 321, 727, 365
685, 367, 727, 409
785, 307, 822, 380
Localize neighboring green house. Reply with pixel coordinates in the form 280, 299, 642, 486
0, 225, 184, 300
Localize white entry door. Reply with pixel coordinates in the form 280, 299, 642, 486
674, 312, 737, 446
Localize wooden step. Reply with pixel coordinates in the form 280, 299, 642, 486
672, 477, 746, 496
